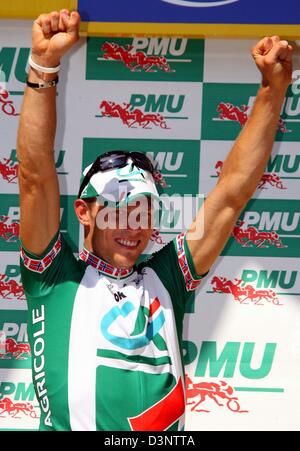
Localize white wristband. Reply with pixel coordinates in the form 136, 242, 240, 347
28, 54, 60, 74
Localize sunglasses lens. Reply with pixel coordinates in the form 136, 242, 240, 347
100, 153, 128, 171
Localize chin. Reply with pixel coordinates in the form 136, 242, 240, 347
113, 252, 138, 269
111, 240, 148, 268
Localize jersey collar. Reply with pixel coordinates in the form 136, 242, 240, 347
79, 247, 134, 279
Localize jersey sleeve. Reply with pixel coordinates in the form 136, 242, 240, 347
142, 231, 208, 311
20, 231, 77, 298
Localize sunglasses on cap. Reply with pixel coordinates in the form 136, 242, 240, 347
78, 151, 155, 199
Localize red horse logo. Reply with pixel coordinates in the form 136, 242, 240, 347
217, 102, 249, 126
217, 102, 290, 133
0, 216, 19, 242
0, 397, 39, 419
0, 86, 19, 116
215, 161, 286, 190
0, 158, 18, 183
232, 220, 286, 249
211, 275, 281, 305
0, 338, 31, 360
257, 173, 286, 189
0, 274, 25, 300
99, 100, 169, 129
186, 375, 248, 413
101, 42, 173, 73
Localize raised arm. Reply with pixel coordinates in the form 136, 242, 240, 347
187, 36, 293, 275
17, 9, 80, 255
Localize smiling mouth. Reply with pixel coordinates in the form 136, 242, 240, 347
115, 238, 140, 249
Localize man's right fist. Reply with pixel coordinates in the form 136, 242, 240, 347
31, 9, 80, 68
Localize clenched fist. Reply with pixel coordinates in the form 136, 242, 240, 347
252, 36, 293, 91
31, 9, 80, 68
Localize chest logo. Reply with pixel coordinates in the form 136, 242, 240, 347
100, 298, 165, 350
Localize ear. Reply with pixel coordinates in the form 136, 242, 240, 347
74, 199, 93, 226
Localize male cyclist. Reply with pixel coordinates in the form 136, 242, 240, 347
17, 9, 293, 431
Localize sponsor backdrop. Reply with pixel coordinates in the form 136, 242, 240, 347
0, 20, 300, 431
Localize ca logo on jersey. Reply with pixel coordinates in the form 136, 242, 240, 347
101, 297, 166, 350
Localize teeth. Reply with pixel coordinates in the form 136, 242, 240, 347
117, 239, 138, 248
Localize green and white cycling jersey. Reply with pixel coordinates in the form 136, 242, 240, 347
20, 231, 206, 431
